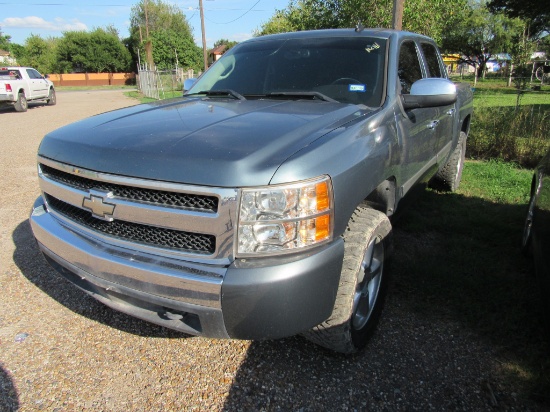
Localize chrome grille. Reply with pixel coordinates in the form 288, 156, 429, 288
45, 194, 216, 254
40, 164, 218, 212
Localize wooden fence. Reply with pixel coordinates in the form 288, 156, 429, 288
47, 72, 135, 87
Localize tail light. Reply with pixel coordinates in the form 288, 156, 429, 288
5, 84, 12, 92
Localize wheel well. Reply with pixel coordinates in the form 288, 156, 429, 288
365, 178, 397, 217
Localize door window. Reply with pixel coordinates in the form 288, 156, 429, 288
398, 41, 422, 94
421, 43, 443, 78
26, 68, 42, 79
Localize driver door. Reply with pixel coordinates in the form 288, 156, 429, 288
396, 40, 439, 193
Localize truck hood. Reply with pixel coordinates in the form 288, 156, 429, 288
38, 97, 369, 187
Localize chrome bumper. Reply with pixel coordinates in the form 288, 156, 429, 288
30, 196, 344, 340
30, 197, 230, 337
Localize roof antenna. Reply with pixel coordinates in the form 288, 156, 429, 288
355, 21, 364, 32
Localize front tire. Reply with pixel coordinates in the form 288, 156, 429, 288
14, 93, 27, 112
46, 88, 56, 106
304, 205, 392, 354
432, 131, 467, 192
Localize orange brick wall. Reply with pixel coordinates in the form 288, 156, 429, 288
48, 73, 135, 86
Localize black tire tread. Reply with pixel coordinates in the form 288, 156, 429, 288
433, 131, 467, 192
303, 205, 391, 354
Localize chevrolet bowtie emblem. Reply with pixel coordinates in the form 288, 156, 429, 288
82, 191, 116, 221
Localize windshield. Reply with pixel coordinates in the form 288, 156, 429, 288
189, 36, 387, 107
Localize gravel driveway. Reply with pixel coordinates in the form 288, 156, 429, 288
0, 90, 543, 411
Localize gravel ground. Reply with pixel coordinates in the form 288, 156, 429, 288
0, 90, 545, 411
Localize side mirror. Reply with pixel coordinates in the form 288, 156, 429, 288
402, 78, 457, 110
183, 78, 197, 94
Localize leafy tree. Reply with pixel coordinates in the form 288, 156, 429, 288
54, 28, 132, 73
148, 29, 202, 70
17, 35, 57, 74
441, 2, 524, 81
255, 9, 296, 35
213, 39, 238, 50
538, 35, 550, 56
488, 0, 549, 35
9, 43, 26, 61
129, 0, 202, 70
0, 27, 12, 51
255, 0, 469, 44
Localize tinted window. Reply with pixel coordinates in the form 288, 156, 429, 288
190, 37, 388, 106
398, 41, 422, 94
421, 43, 443, 78
26, 68, 42, 79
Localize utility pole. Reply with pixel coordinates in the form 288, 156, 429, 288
144, 0, 154, 69
392, 0, 404, 30
199, 0, 208, 71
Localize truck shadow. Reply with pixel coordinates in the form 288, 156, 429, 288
12, 220, 186, 339
0, 102, 51, 114
221, 190, 550, 410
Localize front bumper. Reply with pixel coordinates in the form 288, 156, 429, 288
30, 196, 344, 340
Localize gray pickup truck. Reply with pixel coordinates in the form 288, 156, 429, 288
30, 29, 473, 353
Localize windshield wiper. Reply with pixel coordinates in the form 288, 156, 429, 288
191, 89, 247, 100
266, 91, 338, 103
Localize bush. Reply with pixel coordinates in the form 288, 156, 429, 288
468, 105, 550, 168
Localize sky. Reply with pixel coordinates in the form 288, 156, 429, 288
0, 0, 290, 48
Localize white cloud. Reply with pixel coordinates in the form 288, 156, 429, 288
1, 16, 88, 32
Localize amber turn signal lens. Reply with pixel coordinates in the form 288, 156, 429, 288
315, 214, 330, 241
316, 181, 330, 211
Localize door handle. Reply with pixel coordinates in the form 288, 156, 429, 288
446, 108, 456, 116
427, 120, 439, 130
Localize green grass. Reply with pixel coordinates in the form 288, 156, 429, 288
123, 90, 157, 104
474, 91, 550, 108
390, 160, 550, 405
460, 159, 532, 203
124, 89, 181, 103
472, 86, 550, 108
452, 75, 550, 107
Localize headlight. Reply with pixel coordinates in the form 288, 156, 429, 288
237, 176, 333, 256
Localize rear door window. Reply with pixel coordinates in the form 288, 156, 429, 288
421, 43, 444, 78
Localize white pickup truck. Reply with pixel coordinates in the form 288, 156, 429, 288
0, 66, 56, 112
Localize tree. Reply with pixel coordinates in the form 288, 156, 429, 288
213, 39, 238, 50
441, 2, 524, 82
54, 28, 132, 73
17, 35, 57, 74
9, 43, 26, 61
128, 0, 202, 70
255, 9, 297, 36
488, 0, 549, 35
148, 29, 202, 70
255, 0, 469, 44
0, 27, 11, 51
538, 35, 550, 56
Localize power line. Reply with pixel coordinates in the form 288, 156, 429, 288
203, 0, 262, 25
